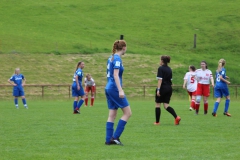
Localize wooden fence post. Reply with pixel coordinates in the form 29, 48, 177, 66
143, 85, 146, 98
193, 34, 197, 48
236, 86, 238, 99
69, 85, 70, 98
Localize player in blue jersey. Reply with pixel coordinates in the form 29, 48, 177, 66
212, 59, 231, 117
72, 61, 86, 114
8, 68, 28, 109
105, 40, 132, 145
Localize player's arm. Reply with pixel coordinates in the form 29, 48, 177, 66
220, 75, 230, 84
157, 78, 162, 96
75, 76, 80, 90
22, 77, 26, 86
8, 77, 16, 86
183, 79, 187, 89
113, 69, 124, 98
210, 76, 214, 87
84, 78, 87, 87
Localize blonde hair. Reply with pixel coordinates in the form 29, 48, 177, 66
86, 73, 91, 79
111, 40, 127, 61
217, 59, 226, 72
15, 68, 20, 74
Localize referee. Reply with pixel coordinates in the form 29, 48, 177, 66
154, 55, 181, 125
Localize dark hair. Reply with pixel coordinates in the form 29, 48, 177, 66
189, 65, 196, 71
76, 61, 83, 71
161, 55, 171, 65
201, 60, 208, 69
111, 40, 127, 61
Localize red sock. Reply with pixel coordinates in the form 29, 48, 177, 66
91, 97, 94, 106
191, 99, 195, 109
204, 103, 208, 111
85, 98, 88, 106
195, 103, 200, 112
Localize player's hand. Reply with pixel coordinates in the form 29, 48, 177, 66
157, 91, 160, 97
13, 84, 17, 86
227, 81, 231, 85
77, 85, 80, 91
119, 90, 125, 98
212, 84, 214, 88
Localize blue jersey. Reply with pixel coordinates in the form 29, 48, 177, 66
73, 68, 83, 85
106, 55, 112, 81
215, 68, 227, 89
10, 74, 25, 87
105, 54, 124, 90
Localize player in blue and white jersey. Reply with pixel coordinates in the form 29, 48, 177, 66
106, 55, 112, 82
105, 40, 132, 145
8, 68, 28, 109
72, 61, 86, 114
212, 59, 231, 117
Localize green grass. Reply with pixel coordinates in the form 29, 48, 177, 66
0, 99, 239, 160
0, 0, 239, 54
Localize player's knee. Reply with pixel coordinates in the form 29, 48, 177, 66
196, 96, 201, 103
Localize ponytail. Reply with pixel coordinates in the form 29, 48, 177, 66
161, 55, 171, 65
217, 59, 226, 72
111, 40, 127, 61
76, 61, 82, 71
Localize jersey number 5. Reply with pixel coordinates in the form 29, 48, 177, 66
190, 77, 195, 83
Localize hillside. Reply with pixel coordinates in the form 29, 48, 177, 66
0, 0, 239, 54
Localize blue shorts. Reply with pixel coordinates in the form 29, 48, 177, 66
13, 86, 25, 97
105, 89, 129, 110
72, 83, 85, 97
214, 87, 229, 98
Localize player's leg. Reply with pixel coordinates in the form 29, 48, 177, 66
113, 105, 131, 145
20, 89, 28, 109
105, 89, 117, 145
13, 88, 19, 109
14, 96, 19, 109
195, 84, 202, 114
90, 86, 95, 106
72, 85, 79, 114
212, 88, 222, 117
203, 96, 208, 115
85, 88, 89, 106
163, 103, 181, 125
155, 89, 161, 124
188, 91, 193, 111
191, 94, 196, 110
76, 86, 85, 112
223, 88, 231, 116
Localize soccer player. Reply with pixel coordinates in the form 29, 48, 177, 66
105, 40, 132, 145
72, 61, 86, 114
195, 61, 214, 115
8, 68, 28, 109
212, 59, 231, 117
84, 74, 96, 107
183, 65, 197, 111
154, 55, 181, 125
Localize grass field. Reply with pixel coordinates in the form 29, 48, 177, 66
0, 99, 239, 160
0, 0, 239, 54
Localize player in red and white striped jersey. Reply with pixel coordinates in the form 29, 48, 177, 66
195, 61, 214, 115
183, 65, 197, 111
84, 74, 96, 106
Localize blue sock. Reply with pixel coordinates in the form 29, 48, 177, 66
14, 98, 18, 106
106, 122, 114, 143
213, 102, 219, 113
77, 99, 84, 109
73, 101, 78, 110
113, 119, 127, 139
22, 98, 27, 105
224, 99, 230, 113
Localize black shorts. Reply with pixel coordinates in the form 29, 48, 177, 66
155, 86, 172, 104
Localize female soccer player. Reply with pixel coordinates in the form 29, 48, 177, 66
212, 59, 231, 117
72, 61, 86, 114
183, 65, 197, 111
154, 55, 181, 125
8, 68, 28, 109
84, 74, 96, 106
195, 61, 214, 115
105, 40, 132, 145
